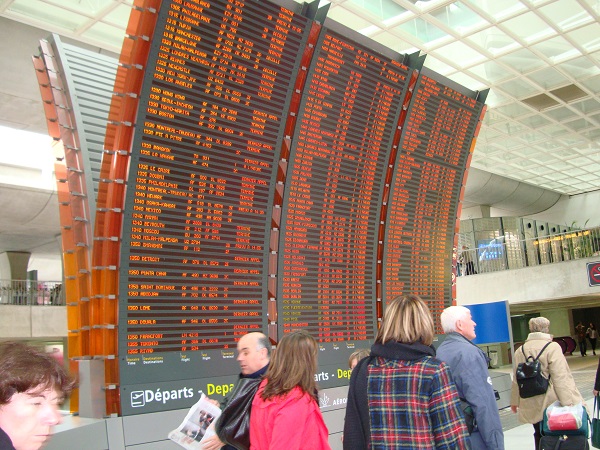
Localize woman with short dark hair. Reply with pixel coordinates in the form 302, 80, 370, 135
343, 295, 470, 449
0, 341, 76, 450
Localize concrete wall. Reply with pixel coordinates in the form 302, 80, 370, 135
456, 256, 600, 306
0, 251, 30, 280
0, 305, 67, 338
544, 309, 573, 338
529, 190, 600, 228
28, 253, 63, 281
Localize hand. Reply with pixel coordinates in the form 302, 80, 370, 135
204, 396, 221, 407
201, 434, 225, 450
594, 390, 599, 396
510, 405, 518, 414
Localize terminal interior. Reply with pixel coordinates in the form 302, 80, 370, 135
1, 1, 600, 449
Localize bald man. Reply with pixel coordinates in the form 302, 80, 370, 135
235, 332, 271, 377
203, 332, 271, 450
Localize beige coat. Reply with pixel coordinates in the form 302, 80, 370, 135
510, 332, 585, 424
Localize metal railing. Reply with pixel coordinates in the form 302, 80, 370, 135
0, 280, 64, 305
2, 228, 598, 297
458, 226, 600, 276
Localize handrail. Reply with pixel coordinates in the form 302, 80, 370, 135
457, 226, 600, 276
0, 280, 64, 305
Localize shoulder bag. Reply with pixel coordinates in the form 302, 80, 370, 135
516, 342, 552, 398
459, 398, 475, 434
215, 376, 262, 450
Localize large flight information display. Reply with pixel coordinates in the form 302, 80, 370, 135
383, 71, 485, 324
118, 0, 310, 408
279, 28, 411, 347
112, 0, 486, 415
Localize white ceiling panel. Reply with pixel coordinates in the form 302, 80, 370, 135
0, 0, 598, 199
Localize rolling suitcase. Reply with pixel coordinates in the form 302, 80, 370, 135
540, 434, 589, 450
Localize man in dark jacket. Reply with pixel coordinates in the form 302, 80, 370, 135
437, 306, 504, 450
575, 321, 588, 356
202, 332, 270, 450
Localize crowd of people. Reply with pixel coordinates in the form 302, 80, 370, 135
206, 301, 593, 450
209, 296, 540, 450
1, 301, 597, 450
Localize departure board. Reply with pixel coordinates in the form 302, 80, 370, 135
383, 71, 484, 323
278, 28, 411, 344
118, 0, 310, 395
107, 0, 487, 417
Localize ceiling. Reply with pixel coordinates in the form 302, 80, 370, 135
0, 0, 599, 260
510, 294, 600, 315
1, 0, 599, 197
322, 0, 600, 196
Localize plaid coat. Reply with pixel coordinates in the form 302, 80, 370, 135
344, 341, 471, 450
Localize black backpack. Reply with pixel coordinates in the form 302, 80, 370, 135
516, 342, 552, 398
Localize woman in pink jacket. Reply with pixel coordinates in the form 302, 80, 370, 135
249, 330, 330, 450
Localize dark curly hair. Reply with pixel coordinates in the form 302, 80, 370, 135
0, 341, 76, 404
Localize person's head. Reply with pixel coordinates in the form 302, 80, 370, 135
261, 330, 319, 401
236, 332, 271, 375
529, 317, 550, 333
376, 295, 435, 346
440, 305, 477, 340
0, 341, 76, 450
348, 349, 370, 370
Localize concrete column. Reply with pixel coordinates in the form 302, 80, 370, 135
479, 204, 491, 218
0, 251, 31, 279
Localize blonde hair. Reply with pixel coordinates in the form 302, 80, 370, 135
529, 317, 550, 333
348, 349, 370, 368
376, 295, 435, 346
261, 330, 319, 402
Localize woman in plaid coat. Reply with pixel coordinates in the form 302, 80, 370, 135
343, 295, 471, 449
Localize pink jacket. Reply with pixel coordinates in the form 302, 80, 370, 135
250, 379, 331, 450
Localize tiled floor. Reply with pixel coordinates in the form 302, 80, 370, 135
500, 353, 599, 449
